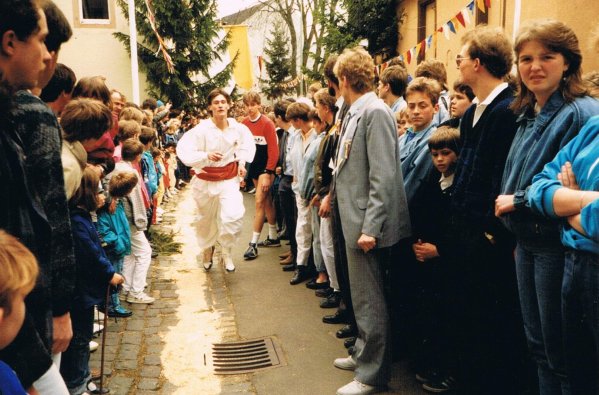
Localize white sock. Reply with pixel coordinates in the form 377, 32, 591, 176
251, 232, 260, 244
268, 224, 278, 239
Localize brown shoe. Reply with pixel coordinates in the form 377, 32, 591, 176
279, 254, 294, 265
278, 250, 291, 259
91, 368, 101, 381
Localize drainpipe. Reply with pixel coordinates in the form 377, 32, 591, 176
512, 0, 521, 40
128, 0, 140, 104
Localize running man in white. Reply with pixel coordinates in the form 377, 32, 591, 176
177, 89, 256, 272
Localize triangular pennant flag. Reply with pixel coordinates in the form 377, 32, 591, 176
381, 62, 388, 73
415, 42, 422, 59
485, 0, 491, 8
431, 31, 437, 49
419, 40, 426, 58
455, 12, 466, 27
426, 34, 433, 48
447, 20, 456, 34
461, 7, 471, 25
406, 49, 412, 64
467, 0, 475, 13
477, 0, 486, 13
441, 25, 450, 39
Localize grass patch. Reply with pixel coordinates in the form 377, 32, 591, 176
149, 229, 183, 256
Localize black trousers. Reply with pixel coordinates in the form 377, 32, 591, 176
331, 197, 356, 328
278, 176, 297, 258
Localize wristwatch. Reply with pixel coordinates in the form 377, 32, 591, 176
513, 190, 527, 210
263, 169, 274, 175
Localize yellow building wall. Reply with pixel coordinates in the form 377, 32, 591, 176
397, 0, 599, 88
53, 0, 149, 104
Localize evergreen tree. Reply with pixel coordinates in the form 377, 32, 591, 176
261, 23, 293, 100
114, 0, 233, 111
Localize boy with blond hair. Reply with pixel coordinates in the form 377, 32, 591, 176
0, 230, 39, 394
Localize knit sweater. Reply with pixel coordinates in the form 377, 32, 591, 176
242, 114, 278, 171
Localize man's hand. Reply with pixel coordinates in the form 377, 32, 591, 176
412, 239, 439, 262
110, 273, 125, 286
357, 234, 376, 253
318, 193, 331, 218
258, 173, 274, 192
310, 195, 320, 208
52, 313, 73, 354
238, 164, 247, 179
495, 194, 515, 217
207, 152, 223, 162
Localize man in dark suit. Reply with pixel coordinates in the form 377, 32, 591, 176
331, 47, 411, 395
446, 25, 528, 393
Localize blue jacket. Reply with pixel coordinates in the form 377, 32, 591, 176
96, 199, 131, 259
401, 122, 436, 205
501, 92, 599, 243
141, 151, 158, 196
528, 115, 599, 254
299, 132, 324, 200
70, 207, 116, 309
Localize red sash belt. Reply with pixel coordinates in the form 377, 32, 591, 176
196, 162, 238, 181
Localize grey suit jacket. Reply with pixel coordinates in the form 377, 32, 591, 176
334, 92, 411, 249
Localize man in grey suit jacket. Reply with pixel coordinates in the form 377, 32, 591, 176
331, 47, 411, 395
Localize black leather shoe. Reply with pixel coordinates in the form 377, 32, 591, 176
336, 324, 357, 339
315, 287, 334, 298
282, 263, 296, 272
320, 292, 341, 308
344, 337, 357, 349
322, 310, 349, 325
290, 267, 310, 285
306, 279, 330, 290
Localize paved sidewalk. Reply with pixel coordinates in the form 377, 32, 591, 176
90, 186, 423, 394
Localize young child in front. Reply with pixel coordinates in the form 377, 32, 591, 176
96, 172, 139, 318
0, 231, 39, 395
395, 108, 411, 138
410, 126, 460, 393
60, 168, 125, 395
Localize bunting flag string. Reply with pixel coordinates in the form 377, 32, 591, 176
390, 0, 491, 67
144, 0, 175, 73
257, 55, 263, 75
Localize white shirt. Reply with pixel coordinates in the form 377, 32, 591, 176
472, 82, 508, 127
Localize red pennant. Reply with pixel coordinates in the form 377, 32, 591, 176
456, 12, 466, 27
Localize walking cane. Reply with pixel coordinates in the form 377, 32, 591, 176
98, 284, 111, 394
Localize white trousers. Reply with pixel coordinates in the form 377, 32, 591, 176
123, 226, 152, 294
33, 363, 69, 394
192, 177, 245, 250
295, 194, 312, 266
320, 216, 338, 290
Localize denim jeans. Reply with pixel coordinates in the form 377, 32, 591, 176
515, 243, 570, 395
562, 249, 599, 395
59, 306, 93, 394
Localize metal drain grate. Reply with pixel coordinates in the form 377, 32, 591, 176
207, 336, 286, 374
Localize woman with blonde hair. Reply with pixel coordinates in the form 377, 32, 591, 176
496, 19, 599, 394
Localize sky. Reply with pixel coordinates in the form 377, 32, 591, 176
217, 0, 261, 18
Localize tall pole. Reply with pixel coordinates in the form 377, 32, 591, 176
512, 0, 522, 41
128, 0, 140, 104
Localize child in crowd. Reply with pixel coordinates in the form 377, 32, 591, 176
415, 59, 451, 125
164, 118, 180, 145
410, 126, 461, 393
61, 168, 124, 395
0, 231, 39, 395
96, 172, 139, 318
119, 106, 145, 124
60, 98, 113, 199
164, 142, 180, 194
401, 76, 441, 205
395, 108, 411, 138
112, 140, 154, 304
441, 79, 475, 128
139, 127, 158, 205
151, 147, 166, 222
113, 119, 141, 163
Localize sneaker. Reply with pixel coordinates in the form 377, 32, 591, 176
224, 256, 235, 272
89, 341, 99, 352
257, 237, 281, 247
336, 379, 384, 395
422, 376, 457, 393
126, 292, 155, 304
243, 243, 258, 260
333, 355, 357, 371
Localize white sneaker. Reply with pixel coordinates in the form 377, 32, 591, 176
93, 323, 103, 334
224, 256, 235, 272
334, 355, 357, 371
89, 341, 99, 352
126, 292, 155, 304
336, 379, 384, 395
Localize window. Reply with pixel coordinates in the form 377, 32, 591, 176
418, 0, 436, 62
79, 0, 110, 24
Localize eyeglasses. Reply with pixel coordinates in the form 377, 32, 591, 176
455, 55, 471, 67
